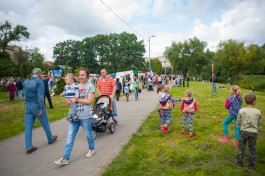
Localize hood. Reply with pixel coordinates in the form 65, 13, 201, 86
183, 98, 194, 104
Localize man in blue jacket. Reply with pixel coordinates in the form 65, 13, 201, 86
24, 68, 57, 154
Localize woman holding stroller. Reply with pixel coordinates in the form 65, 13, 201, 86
54, 68, 95, 165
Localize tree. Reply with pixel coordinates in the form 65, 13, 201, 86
53, 32, 146, 73
164, 37, 207, 78
27, 47, 45, 69
0, 20, 30, 53
150, 58, 163, 74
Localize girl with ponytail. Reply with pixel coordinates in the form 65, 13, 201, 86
218, 85, 243, 147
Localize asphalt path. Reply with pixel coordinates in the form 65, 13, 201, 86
0, 88, 159, 176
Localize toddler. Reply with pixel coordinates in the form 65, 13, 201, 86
157, 85, 175, 133
236, 94, 262, 170
60, 73, 79, 121
124, 80, 130, 102
218, 85, 242, 146
180, 89, 198, 139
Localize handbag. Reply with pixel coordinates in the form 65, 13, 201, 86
138, 89, 141, 93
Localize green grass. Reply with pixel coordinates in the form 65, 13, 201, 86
102, 82, 265, 176
0, 92, 69, 140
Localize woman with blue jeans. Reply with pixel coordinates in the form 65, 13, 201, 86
54, 68, 95, 165
133, 75, 140, 101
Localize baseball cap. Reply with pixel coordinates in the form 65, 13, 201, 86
32, 68, 43, 75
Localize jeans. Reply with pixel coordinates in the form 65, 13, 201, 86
158, 109, 172, 125
110, 98, 117, 117
134, 88, 139, 100
223, 115, 239, 139
18, 90, 23, 101
182, 113, 194, 132
44, 90, 53, 108
24, 103, 53, 150
63, 118, 94, 159
212, 83, 217, 93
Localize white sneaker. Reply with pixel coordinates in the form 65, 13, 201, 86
86, 150, 95, 158
54, 158, 69, 165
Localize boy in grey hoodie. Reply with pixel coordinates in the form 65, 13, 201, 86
236, 94, 262, 170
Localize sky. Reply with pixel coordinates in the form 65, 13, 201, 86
1, 0, 265, 61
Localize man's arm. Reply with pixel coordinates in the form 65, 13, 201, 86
96, 80, 101, 95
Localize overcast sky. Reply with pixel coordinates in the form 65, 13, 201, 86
1, 0, 264, 61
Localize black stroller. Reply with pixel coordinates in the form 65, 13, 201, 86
147, 80, 154, 91
91, 95, 115, 139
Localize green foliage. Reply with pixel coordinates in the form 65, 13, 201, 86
0, 52, 16, 77
150, 58, 162, 74
214, 40, 265, 82
103, 82, 265, 176
238, 75, 265, 91
52, 32, 146, 73
0, 20, 30, 53
164, 37, 208, 77
55, 78, 65, 95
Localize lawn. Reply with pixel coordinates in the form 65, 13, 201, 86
0, 92, 68, 140
102, 82, 265, 176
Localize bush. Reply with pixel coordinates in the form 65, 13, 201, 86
238, 75, 265, 91
55, 77, 65, 95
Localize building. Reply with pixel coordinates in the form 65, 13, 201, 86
145, 56, 172, 68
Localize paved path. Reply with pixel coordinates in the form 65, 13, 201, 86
0, 89, 158, 176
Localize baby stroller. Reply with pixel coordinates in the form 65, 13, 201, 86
147, 81, 154, 91
91, 95, 115, 139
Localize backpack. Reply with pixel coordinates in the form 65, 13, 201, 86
183, 99, 195, 114
160, 95, 174, 109
116, 82, 121, 91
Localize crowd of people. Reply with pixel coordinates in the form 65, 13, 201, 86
1, 69, 262, 170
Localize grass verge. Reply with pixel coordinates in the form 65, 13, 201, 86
0, 92, 68, 140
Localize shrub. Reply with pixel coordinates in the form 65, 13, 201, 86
238, 75, 265, 91
55, 77, 65, 95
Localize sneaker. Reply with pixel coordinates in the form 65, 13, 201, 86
181, 132, 188, 136
162, 126, 170, 133
218, 137, 229, 143
26, 147, 38, 154
54, 158, 69, 165
86, 150, 95, 158
113, 117, 118, 125
190, 134, 195, 139
48, 135, 58, 144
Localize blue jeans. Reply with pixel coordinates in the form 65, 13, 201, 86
223, 115, 239, 139
24, 103, 53, 150
110, 98, 117, 117
18, 90, 23, 101
134, 88, 139, 100
212, 83, 217, 93
63, 118, 94, 159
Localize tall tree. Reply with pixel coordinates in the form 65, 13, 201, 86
0, 20, 30, 53
150, 58, 162, 74
164, 37, 207, 78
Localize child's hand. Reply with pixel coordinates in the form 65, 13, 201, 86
60, 93, 63, 97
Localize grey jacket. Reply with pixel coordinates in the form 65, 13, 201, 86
237, 107, 262, 133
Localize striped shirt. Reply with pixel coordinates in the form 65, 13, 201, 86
97, 76, 115, 96
62, 83, 79, 99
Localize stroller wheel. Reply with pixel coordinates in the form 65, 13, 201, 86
92, 129, 97, 140
108, 122, 115, 134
